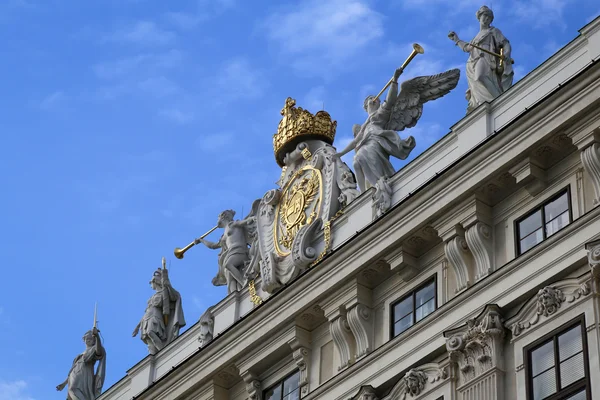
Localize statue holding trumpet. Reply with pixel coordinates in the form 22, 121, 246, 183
334, 43, 460, 194
175, 201, 261, 294
448, 5, 514, 113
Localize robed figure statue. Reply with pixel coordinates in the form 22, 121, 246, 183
335, 66, 460, 191
449, 5, 513, 112
56, 327, 106, 400
132, 265, 185, 355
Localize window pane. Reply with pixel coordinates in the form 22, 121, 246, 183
394, 297, 413, 321
415, 298, 435, 322
519, 210, 543, 238
558, 326, 583, 361
560, 352, 585, 388
520, 229, 543, 253
283, 372, 300, 394
415, 282, 435, 308
532, 369, 556, 400
531, 341, 555, 376
283, 389, 300, 400
565, 390, 587, 400
545, 211, 569, 237
265, 385, 282, 400
394, 313, 413, 336
544, 193, 568, 222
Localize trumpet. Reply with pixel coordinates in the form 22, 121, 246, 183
374, 43, 425, 100
174, 225, 218, 259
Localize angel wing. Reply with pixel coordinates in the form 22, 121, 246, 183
242, 199, 262, 246
386, 68, 460, 132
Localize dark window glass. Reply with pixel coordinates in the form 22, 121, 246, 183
517, 190, 571, 255
264, 371, 301, 400
526, 318, 589, 400
391, 278, 436, 337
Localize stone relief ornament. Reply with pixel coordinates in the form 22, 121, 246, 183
368, 363, 447, 400
448, 5, 514, 113
56, 326, 106, 400
505, 277, 591, 337
198, 307, 215, 347
254, 98, 356, 294
132, 259, 186, 355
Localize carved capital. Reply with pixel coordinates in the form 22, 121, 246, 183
465, 222, 494, 281
445, 305, 506, 386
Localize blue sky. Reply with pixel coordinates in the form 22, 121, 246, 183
0, 0, 598, 399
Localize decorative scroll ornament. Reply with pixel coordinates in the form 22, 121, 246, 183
506, 277, 591, 337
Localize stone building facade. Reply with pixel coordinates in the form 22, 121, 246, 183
99, 16, 600, 400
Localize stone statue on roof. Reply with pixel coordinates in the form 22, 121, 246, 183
56, 326, 106, 399
448, 5, 514, 113
132, 259, 185, 355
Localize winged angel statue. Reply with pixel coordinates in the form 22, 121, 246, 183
335, 66, 460, 200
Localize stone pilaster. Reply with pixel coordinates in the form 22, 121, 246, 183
445, 304, 506, 400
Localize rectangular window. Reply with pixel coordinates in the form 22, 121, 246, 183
525, 316, 590, 400
391, 277, 436, 338
264, 371, 301, 400
516, 188, 571, 255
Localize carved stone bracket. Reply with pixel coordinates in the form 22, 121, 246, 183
383, 363, 448, 400
288, 327, 311, 397
465, 222, 494, 281
569, 127, 600, 207
587, 239, 600, 294
445, 231, 474, 293
242, 372, 262, 400
330, 312, 356, 370
505, 276, 592, 338
385, 246, 419, 282
347, 304, 374, 360
444, 304, 506, 394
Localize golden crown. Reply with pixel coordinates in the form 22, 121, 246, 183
273, 97, 337, 167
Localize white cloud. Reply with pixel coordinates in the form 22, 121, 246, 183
0, 380, 34, 400
104, 21, 175, 47
512, 0, 570, 29
159, 108, 194, 124
215, 58, 265, 100
40, 91, 66, 110
262, 0, 384, 75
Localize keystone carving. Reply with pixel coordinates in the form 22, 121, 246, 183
383, 363, 448, 400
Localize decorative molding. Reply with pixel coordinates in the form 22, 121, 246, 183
445, 305, 505, 387
465, 222, 494, 281
505, 276, 592, 337
385, 247, 419, 282
445, 234, 473, 293
383, 363, 448, 400
329, 313, 355, 370
347, 304, 373, 360
509, 157, 547, 196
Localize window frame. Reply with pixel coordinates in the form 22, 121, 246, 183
523, 314, 591, 400
389, 275, 437, 339
514, 186, 573, 256
262, 369, 302, 400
